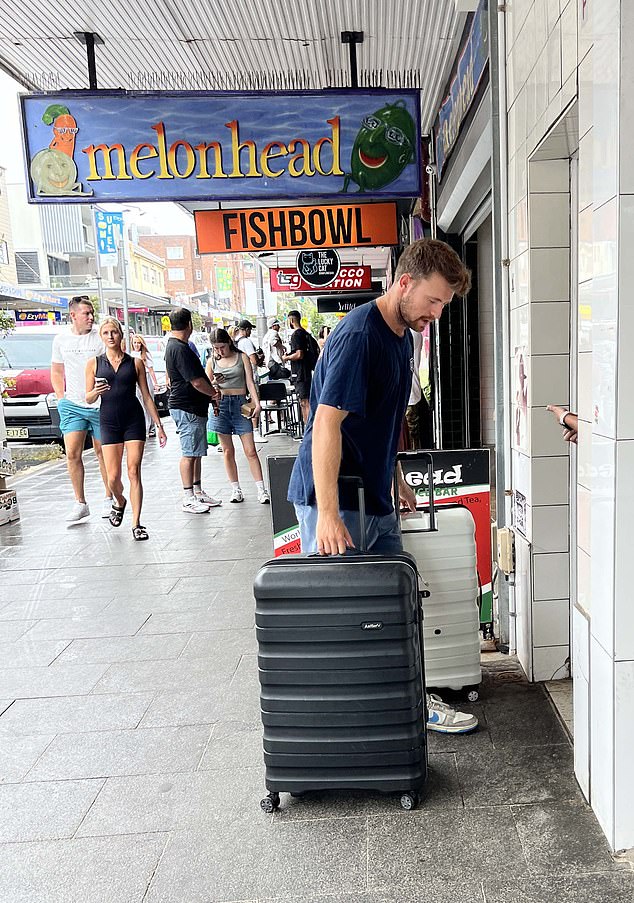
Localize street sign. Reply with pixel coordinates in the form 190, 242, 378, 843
270, 265, 372, 293
296, 249, 340, 288
94, 209, 124, 266
161, 315, 171, 332
194, 202, 398, 253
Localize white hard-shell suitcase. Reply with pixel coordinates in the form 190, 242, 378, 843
397, 453, 482, 702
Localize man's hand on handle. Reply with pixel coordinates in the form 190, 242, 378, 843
399, 482, 417, 513
316, 511, 355, 556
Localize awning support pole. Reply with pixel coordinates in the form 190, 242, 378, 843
341, 31, 364, 89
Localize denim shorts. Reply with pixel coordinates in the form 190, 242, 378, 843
170, 408, 208, 457
207, 394, 253, 436
58, 398, 101, 440
294, 504, 402, 555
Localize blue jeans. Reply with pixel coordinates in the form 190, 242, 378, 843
294, 504, 402, 554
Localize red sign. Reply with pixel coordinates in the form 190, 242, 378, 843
270, 265, 372, 293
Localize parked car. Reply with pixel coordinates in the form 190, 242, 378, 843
0, 326, 63, 442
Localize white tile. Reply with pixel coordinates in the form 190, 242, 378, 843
533, 551, 570, 601
573, 604, 590, 681
530, 159, 570, 193
545, 91, 563, 133
578, 206, 593, 284
561, 0, 577, 84
590, 434, 616, 657
532, 644, 570, 681
578, 48, 593, 138
576, 546, 591, 617
592, 19, 619, 208
620, 0, 634, 194
614, 660, 634, 850
590, 635, 615, 848
577, 350, 593, 424
530, 406, 571, 456
577, 484, 591, 557
560, 71, 576, 109
529, 193, 570, 249
578, 0, 592, 64
513, 448, 532, 499
531, 455, 569, 505
578, 130, 593, 213
535, 50, 549, 122
617, 197, 634, 439
577, 419, 592, 492
573, 671, 590, 800
531, 354, 570, 408
532, 597, 570, 646
514, 534, 533, 681
530, 248, 570, 301
577, 278, 592, 352
547, 20, 562, 103
614, 441, 634, 660
531, 302, 571, 354
531, 504, 569, 553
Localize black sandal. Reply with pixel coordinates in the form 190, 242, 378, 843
132, 524, 149, 541
108, 499, 127, 527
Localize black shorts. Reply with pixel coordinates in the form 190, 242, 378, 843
100, 410, 146, 445
295, 378, 312, 400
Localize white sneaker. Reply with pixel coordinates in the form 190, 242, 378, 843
195, 490, 222, 507
230, 488, 244, 503
216, 445, 224, 453
257, 487, 270, 504
66, 501, 90, 524
101, 497, 114, 519
426, 693, 479, 734
182, 497, 210, 514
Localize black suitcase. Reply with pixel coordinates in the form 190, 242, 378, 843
254, 481, 429, 812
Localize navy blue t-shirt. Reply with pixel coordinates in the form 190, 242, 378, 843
287, 301, 414, 516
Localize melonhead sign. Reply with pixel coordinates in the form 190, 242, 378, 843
20, 90, 421, 204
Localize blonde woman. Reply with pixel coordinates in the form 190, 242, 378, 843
86, 318, 166, 541
131, 333, 159, 437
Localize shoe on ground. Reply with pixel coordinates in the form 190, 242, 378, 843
426, 693, 479, 734
195, 490, 222, 507
101, 497, 113, 519
257, 487, 270, 504
67, 501, 90, 524
230, 488, 244, 503
182, 497, 210, 514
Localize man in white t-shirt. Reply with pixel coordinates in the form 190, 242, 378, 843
234, 319, 259, 371
51, 296, 112, 523
262, 317, 291, 380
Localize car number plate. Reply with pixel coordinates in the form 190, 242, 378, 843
6, 427, 29, 439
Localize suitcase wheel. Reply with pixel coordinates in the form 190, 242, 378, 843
466, 688, 480, 703
399, 792, 419, 811
260, 792, 281, 813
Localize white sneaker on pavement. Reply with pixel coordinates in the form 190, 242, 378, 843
182, 497, 210, 514
230, 488, 244, 503
426, 693, 479, 734
66, 501, 90, 524
257, 487, 270, 504
195, 490, 222, 507
101, 497, 114, 518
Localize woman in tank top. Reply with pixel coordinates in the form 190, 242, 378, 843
85, 317, 166, 540
131, 333, 159, 438
205, 327, 269, 504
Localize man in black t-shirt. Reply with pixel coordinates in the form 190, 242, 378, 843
283, 310, 312, 423
165, 308, 222, 514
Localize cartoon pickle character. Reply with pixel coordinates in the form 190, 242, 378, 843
342, 100, 416, 193
29, 103, 92, 197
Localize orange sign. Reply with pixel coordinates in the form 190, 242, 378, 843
194, 202, 398, 253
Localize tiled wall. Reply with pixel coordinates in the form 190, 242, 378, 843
505, 0, 634, 851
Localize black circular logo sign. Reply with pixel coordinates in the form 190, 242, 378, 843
296, 249, 341, 288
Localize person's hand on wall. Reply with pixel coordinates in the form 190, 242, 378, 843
547, 404, 578, 444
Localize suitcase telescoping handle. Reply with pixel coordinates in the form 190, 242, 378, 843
395, 451, 437, 534
337, 475, 367, 552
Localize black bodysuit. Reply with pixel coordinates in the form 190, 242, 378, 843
96, 353, 146, 445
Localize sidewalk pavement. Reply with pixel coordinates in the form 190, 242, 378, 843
0, 421, 633, 903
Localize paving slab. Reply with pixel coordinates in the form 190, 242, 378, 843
54, 633, 190, 664
0, 734, 54, 783
0, 692, 153, 735
0, 621, 37, 641
92, 656, 239, 694
0, 778, 103, 842
138, 684, 232, 729
259, 887, 486, 903
483, 874, 634, 903
0, 833, 168, 903
26, 723, 213, 781
24, 611, 151, 641
0, 639, 70, 668
0, 663, 108, 698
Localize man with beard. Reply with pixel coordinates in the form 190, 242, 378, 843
288, 239, 478, 735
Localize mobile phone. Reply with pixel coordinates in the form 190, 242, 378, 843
94, 377, 109, 388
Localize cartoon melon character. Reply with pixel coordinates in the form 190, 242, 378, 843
29, 104, 92, 197
342, 101, 416, 193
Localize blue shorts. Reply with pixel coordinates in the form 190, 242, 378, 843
58, 398, 101, 440
170, 409, 208, 457
207, 394, 253, 436
294, 504, 402, 555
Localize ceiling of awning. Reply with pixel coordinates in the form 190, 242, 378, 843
0, 1, 466, 135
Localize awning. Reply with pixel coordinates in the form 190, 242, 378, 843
0, 282, 69, 310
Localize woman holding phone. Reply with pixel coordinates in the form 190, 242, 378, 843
205, 327, 269, 504
86, 318, 166, 540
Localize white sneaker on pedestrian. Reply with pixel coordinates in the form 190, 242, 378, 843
257, 487, 270, 504
216, 445, 224, 453
101, 497, 114, 519
66, 501, 90, 524
230, 488, 244, 503
426, 693, 479, 734
195, 490, 222, 507
182, 497, 210, 514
